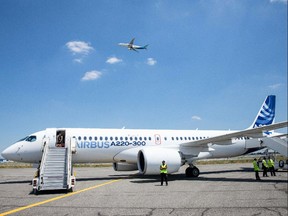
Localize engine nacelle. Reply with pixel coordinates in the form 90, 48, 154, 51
113, 162, 138, 171
137, 147, 182, 175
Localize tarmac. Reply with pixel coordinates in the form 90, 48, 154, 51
0, 163, 287, 216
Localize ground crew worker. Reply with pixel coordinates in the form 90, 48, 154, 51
253, 158, 261, 181
262, 157, 269, 177
160, 160, 168, 186
267, 156, 276, 176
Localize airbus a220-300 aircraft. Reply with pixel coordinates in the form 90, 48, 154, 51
1, 95, 287, 177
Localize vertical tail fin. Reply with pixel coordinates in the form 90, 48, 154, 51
249, 95, 276, 128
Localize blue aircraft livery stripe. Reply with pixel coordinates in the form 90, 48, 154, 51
254, 95, 275, 128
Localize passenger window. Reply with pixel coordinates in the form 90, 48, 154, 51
89, 137, 92, 141
78, 136, 81, 141
100, 137, 103, 141
94, 137, 97, 141
84, 136, 87, 141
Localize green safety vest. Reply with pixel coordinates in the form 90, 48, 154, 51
262, 159, 268, 168
267, 159, 274, 168
160, 164, 168, 174
253, 160, 260, 171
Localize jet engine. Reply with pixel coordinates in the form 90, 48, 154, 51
137, 147, 182, 175
113, 162, 138, 171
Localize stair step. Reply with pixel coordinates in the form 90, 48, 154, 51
38, 145, 72, 191
43, 171, 67, 176
41, 185, 67, 190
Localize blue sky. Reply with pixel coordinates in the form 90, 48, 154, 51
0, 0, 287, 154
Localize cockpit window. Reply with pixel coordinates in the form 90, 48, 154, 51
17, 136, 28, 142
25, 136, 37, 142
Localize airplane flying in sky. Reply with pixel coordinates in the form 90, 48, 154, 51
118, 38, 148, 52
1, 95, 287, 178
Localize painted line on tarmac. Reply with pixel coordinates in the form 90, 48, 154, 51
0, 179, 121, 216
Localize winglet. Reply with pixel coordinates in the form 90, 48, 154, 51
249, 95, 276, 129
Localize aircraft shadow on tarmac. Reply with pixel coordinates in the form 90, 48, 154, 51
128, 168, 288, 184
0, 180, 31, 185
1, 168, 286, 191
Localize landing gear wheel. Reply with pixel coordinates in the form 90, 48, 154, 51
185, 167, 200, 177
279, 160, 284, 168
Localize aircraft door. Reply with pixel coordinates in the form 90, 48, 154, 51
56, 130, 66, 147
154, 134, 161, 145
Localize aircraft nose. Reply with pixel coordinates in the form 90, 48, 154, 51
1, 145, 18, 161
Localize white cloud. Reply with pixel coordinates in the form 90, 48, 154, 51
147, 58, 157, 66
192, 116, 202, 121
81, 70, 102, 81
73, 58, 83, 64
106, 56, 123, 64
270, 0, 287, 4
66, 41, 94, 55
268, 83, 282, 89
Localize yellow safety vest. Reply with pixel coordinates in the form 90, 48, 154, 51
160, 164, 168, 174
253, 160, 260, 171
262, 159, 268, 168
267, 159, 274, 168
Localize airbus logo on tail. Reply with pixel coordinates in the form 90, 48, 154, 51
253, 95, 275, 128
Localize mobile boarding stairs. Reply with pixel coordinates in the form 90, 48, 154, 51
32, 130, 76, 194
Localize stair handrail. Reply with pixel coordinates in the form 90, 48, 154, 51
66, 138, 72, 188
39, 140, 49, 184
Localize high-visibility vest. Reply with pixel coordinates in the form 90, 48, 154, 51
253, 160, 260, 171
267, 159, 274, 168
262, 159, 268, 168
160, 164, 168, 174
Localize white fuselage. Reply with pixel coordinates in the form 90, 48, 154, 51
2, 128, 249, 164
118, 43, 146, 50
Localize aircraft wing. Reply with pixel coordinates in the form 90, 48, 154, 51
129, 38, 135, 45
131, 47, 138, 52
180, 121, 288, 147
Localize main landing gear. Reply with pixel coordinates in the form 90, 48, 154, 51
185, 165, 200, 177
